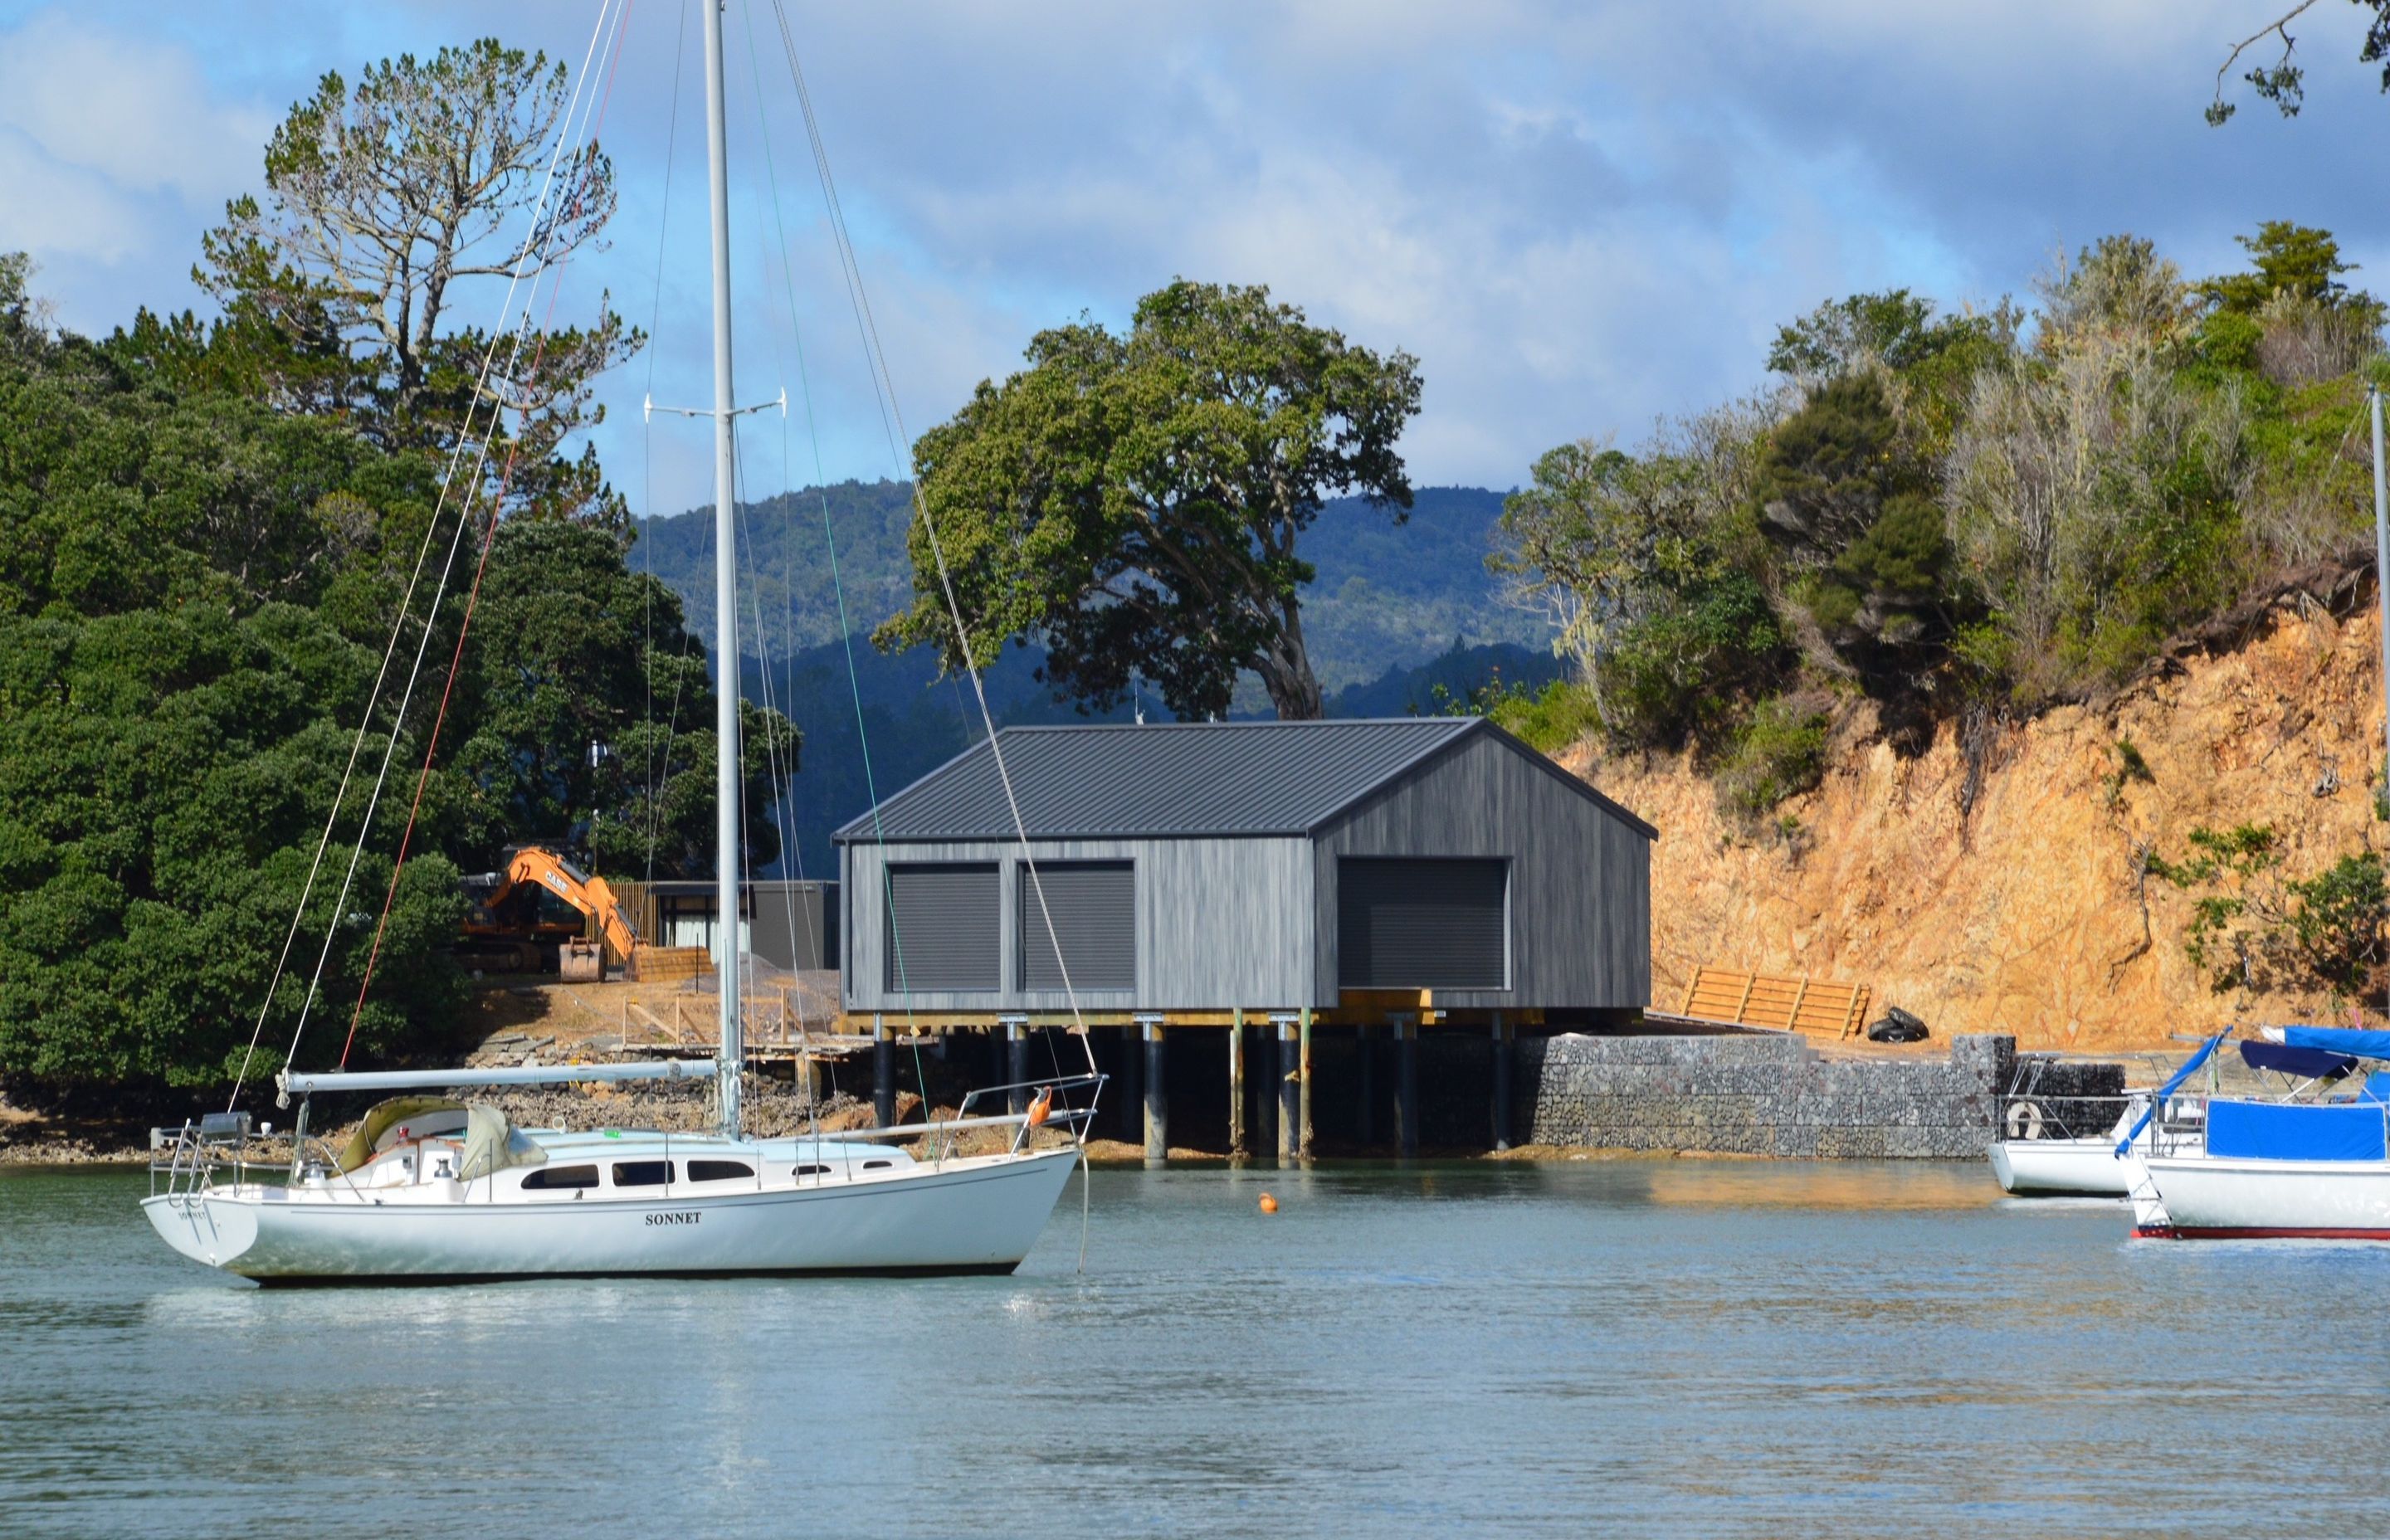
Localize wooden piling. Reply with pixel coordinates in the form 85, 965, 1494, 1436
1141, 1017, 1167, 1166
1492, 1011, 1513, 1152
1118, 1021, 1143, 1143
1275, 1016, 1299, 1165
872, 1015, 894, 1128
1003, 1016, 1028, 1115
1394, 1013, 1419, 1157
1227, 1006, 1247, 1157
1299, 1007, 1314, 1162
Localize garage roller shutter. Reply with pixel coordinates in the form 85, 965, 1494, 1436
1338, 857, 1507, 989
884, 864, 999, 992
1022, 862, 1134, 991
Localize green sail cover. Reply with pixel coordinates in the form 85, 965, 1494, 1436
457, 1103, 549, 1181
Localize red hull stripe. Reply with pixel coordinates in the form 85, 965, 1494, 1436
2134, 1225, 2390, 1240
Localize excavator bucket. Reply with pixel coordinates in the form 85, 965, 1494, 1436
559, 938, 604, 983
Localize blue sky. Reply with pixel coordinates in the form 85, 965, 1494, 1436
2, 1, 2384, 516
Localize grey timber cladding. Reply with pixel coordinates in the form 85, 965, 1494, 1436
1313, 729, 1651, 1010
836, 717, 1654, 1014
882, 864, 998, 992
1020, 862, 1134, 990
842, 836, 1312, 1012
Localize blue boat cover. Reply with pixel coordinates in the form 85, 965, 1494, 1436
2363, 1071, 2390, 1104
2280, 1026, 2390, 1062
2207, 1099, 2389, 1162
2238, 1040, 2357, 1080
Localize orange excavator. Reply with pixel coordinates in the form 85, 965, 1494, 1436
458, 846, 642, 979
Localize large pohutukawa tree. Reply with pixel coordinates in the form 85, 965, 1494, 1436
880, 279, 1422, 720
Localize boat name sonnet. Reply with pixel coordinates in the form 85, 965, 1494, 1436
645, 1211, 700, 1226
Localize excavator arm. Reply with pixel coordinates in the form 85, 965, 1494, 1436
495, 846, 641, 965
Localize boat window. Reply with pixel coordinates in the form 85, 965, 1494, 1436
863, 1159, 894, 1170
612, 1160, 673, 1187
687, 1160, 754, 1182
793, 1164, 829, 1177
521, 1165, 599, 1191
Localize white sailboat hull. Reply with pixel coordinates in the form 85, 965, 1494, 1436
2135, 1155, 2390, 1239
143, 1146, 1082, 1282
1988, 1137, 2139, 1196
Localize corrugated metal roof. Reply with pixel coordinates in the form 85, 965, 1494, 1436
832, 717, 1654, 843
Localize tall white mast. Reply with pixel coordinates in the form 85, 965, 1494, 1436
701, 0, 743, 1137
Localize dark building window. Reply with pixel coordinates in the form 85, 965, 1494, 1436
1338, 857, 1509, 989
884, 863, 1000, 992
1020, 861, 1135, 991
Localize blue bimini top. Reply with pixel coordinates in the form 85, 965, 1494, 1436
2238, 1040, 2356, 1082
2207, 1099, 2389, 1162
2280, 1026, 2390, 1063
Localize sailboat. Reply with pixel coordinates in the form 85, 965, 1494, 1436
143, 3, 1094, 1282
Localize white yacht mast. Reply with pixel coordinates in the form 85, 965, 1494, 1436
701, 0, 744, 1137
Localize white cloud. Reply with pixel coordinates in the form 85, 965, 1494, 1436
0, 12, 267, 203
2, 0, 2384, 511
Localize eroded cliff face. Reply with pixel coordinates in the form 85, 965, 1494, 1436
1559, 595, 2390, 1051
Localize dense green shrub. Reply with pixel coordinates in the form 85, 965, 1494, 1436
1711, 696, 1831, 823
2147, 826, 2390, 1001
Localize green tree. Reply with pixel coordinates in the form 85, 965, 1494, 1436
2199, 222, 2383, 323
2149, 826, 2390, 1001
2206, 3, 2390, 124
880, 279, 1422, 720
187, 38, 638, 525
438, 519, 797, 880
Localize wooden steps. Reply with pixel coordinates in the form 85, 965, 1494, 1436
1678, 965, 1871, 1039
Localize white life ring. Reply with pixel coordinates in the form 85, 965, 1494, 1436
2003, 1099, 2044, 1141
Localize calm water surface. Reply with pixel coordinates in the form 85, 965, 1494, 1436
4, 1159, 2387, 1538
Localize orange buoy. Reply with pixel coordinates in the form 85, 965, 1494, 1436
1257, 1192, 1278, 1214
1026, 1087, 1054, 1128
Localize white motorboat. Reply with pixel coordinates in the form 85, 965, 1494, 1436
1988, 1097, 2149, 1196
144, 2, 1099, 1282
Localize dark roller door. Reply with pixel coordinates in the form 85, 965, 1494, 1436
884, 864, 998, 992
1338, 857, 1507, 989
1021, 862, 1134, 990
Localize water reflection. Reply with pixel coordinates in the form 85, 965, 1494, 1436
9, 1162, 2390, 1537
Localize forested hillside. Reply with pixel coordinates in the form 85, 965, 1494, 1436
1500, 222, 2390, 1025
0, 41, 802, 1093
635, 482, 1545, 690
1498, 223, 2387, 830
637, 481, 1560, 873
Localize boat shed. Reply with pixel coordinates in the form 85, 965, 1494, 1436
832, 717, 1654, 1022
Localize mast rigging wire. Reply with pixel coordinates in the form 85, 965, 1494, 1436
227, 0, 626, 1105
334, 0, 642, 1067
761, 0, 1095, 1083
